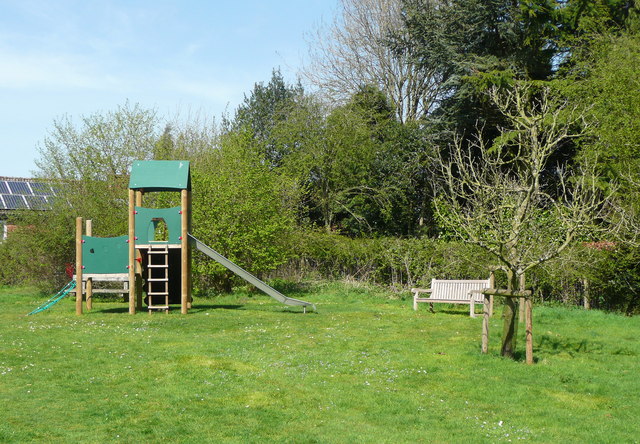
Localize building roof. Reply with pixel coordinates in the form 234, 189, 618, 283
0, 177, 60, 211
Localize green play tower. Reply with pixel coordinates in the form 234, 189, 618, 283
74, 160, 315, 315
127, 160, 192, 314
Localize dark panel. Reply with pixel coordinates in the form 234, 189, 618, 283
0, 195, 6, 209
2, 194, 27, 209
0, 181, 8, 194
25, 195, 48, 210
7, 181, 33, 195
45, 196, 59, 207
30, 182, 54, 196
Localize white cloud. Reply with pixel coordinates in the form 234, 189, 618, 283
0, 48, 120, 90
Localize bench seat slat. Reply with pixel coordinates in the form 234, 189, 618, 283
414, 298, 484, 305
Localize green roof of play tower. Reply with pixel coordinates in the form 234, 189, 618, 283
129, 160, 191, 191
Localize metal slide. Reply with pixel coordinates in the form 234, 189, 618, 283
188, 234, 316, 312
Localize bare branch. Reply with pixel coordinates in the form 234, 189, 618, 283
435, 83, 610, 278
301, 0, 446, 122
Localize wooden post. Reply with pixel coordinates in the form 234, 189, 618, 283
518, 273, 526, 323
583, 278, 590, 310
489, 269, 496, 317
75, 217, 83, 315
482, 296, 490, 354
85, 219, 93, 311
128, 189, 136, 314
135, 190, 143, 311
187, 189, 193, 309
180, 189, 189, 314
525, 297, 533, 365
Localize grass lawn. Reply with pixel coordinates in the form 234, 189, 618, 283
1, 282, 639, 443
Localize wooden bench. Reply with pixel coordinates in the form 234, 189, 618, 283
411, 279, 492, 317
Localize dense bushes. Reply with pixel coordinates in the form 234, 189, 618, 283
280, 230, 494, 289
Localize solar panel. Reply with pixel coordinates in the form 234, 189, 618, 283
2, 194, 27, 209
29, 182, 54, 196
0, 181, 8, 194
50, 185, 63, 196
25, 195, 49, 210
7, 181, 33, 195
0, 195, 6, 209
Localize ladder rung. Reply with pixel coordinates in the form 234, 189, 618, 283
148, 292, 169, 296
147, 264, 168, 268
148, 305, 169, 309
147, 278, 168, 282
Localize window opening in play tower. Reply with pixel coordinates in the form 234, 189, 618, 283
151, 218, 169, 242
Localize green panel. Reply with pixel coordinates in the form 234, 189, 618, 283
128, 160, 190, 191
82, 235, 129, 274
134, 206, 182, 244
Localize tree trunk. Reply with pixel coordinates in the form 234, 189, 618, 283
501, 270, 519, 358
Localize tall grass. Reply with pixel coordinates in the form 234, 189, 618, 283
1, 283, 638, 443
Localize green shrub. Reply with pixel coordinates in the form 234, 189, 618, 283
281, 230, 495, 290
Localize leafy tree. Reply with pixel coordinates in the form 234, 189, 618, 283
392, 0, 635, 148
434, 83, 611, 358
557, 9, 640, 243
566, 33, 640, 176
232, 68, 304, 167
36, 102, 158, 181
190, 129, 298, 292
34, 102, 159, 236
273, 94, 402, 234
394, 0, 560, 137
154, 124, 176, 160
0, 209, 75, 289
343, 85, 438, 235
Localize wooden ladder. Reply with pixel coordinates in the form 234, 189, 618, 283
147, 244, 169, 313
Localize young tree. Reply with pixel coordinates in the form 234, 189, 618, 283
434, 84, 610, 358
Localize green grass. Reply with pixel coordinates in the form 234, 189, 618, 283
1, 282, 639, 443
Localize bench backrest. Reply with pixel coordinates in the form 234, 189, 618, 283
430, 279, 491, 303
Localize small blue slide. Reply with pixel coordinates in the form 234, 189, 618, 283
27, 281, 77, 315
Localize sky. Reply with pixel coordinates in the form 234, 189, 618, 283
0, 0, 338, 177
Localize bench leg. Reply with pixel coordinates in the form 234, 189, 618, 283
470, 301, 476, 318
413, 293, 418, 311
429, 302, 434, 313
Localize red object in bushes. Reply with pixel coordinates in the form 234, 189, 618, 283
65, 263, 74, 279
